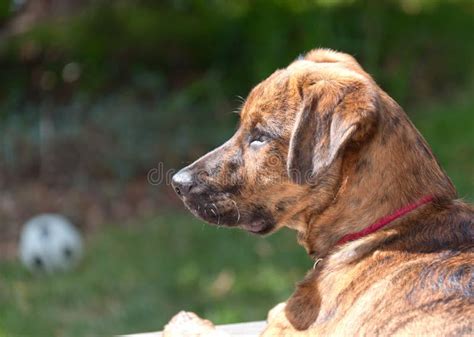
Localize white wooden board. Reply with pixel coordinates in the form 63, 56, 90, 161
120, 320, 267, 337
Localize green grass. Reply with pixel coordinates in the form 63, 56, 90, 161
0, 214, 309, 337
0, 97, 472, 337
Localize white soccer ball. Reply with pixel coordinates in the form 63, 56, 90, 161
19, 214, 83, 273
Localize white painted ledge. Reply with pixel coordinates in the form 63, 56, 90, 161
120, 321, 267, 337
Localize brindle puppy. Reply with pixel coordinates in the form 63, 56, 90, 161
172, 49, 473, 336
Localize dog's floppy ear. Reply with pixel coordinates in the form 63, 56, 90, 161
287, 77, 378, 184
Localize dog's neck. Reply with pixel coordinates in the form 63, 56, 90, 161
296, 93, 457, 258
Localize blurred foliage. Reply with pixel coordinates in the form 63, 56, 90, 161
0, 0, 473, 183
413, 96, 474, 200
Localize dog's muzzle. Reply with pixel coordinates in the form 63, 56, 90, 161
172, 167, 227, 225
172, 167, 275, 235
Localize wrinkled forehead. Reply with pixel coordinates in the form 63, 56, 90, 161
240, 70, 289, 120
239, 61, 318, 131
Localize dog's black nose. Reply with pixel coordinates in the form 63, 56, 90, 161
172, 169, 195, 197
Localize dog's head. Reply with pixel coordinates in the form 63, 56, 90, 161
172, 49, 379, 234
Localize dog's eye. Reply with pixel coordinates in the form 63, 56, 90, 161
250, 134, 269, 148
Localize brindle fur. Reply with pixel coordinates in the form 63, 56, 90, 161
172, 49, 473, 336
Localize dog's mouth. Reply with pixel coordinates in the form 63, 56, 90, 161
181, 194, 275, 235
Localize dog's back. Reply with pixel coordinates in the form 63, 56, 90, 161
263, 200, 473, 336
321, 201, 473, 336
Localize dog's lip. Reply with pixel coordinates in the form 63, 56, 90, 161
182, 197, 236, 225
181, 196, 274, 234
240, 219, 266, 232
240, 219, 274, 234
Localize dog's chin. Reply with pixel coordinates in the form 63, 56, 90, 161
239, 219, 275, 235
182, 198, 275, 235
182, 198, 237, 226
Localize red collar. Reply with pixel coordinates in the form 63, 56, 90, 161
336, 195, 434, 246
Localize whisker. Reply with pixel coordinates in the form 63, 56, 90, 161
230, 199, 241, 224
235, 95, 245, 103
232, 96, 245, 115
232, 107, 242, 115
232, 104, 244, 115
211, 203, 221, 226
